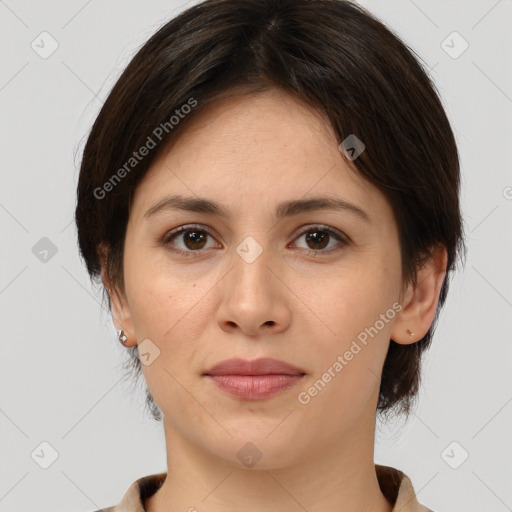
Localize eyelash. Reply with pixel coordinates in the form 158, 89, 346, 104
162, 224, 350, 258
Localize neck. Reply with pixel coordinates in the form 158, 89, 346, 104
145, 406, 393, 512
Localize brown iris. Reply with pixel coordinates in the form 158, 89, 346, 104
183, 229, 208, 250
305, 230, 330, 250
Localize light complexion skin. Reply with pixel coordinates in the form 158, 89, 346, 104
102, 87, 447, 512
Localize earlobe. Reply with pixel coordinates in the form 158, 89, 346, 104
109, 280, 137, 347
99, 249, 137, 347
391, 244, 448, 345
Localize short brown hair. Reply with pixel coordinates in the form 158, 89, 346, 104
75, 0, 466, 422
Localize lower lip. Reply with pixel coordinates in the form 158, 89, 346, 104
206, 374, 304, 400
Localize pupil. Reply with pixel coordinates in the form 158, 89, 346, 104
186, 230, 206, 250
306, 231, 328, 250
182, 229, 329, 251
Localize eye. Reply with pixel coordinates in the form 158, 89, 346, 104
162, 224, 220, 256
162, 223, 350, 257
291, 224, 349, 255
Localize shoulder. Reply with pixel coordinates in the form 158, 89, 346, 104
375, 464, 434, 511
88, 472, 166, 512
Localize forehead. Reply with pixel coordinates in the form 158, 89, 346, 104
129, 88, 390, 225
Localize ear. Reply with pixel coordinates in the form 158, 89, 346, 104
98, 243, 137, 347
391, 244, 448, 345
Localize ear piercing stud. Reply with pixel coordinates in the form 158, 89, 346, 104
117, 329, 128, 345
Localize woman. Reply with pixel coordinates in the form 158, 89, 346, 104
75, 0, 466, 510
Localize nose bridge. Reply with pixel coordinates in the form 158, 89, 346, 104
215, 234, 290, 334
230, 235, 274, 297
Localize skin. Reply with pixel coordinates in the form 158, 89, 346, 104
102, 87, 447, 512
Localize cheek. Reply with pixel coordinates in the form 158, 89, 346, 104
297, 287, 395, 437
124, 256, 216, 362
123, 251, 176, 333
299, 259, 398, 397
305, 262, 397, 338
128, 280, 195, 341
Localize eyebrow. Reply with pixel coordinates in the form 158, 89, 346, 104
143, 194, 371, 223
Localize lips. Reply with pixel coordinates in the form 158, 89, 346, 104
203, 358, 306, 401
203, 357, 306, 376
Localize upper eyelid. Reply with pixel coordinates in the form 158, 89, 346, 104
164, 223, 349, 246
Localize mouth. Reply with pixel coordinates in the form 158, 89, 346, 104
203, 357, 306, 401
203, 357, 306, 377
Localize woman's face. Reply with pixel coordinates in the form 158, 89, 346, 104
114, 87, 410, 467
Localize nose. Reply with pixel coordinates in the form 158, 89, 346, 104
215, 242, 292, 337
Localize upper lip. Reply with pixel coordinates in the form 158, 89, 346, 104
203, 357, 306, 376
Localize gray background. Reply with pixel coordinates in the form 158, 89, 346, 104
0, 0, 511, 511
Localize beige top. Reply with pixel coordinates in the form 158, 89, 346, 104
93, 464, 433, 511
